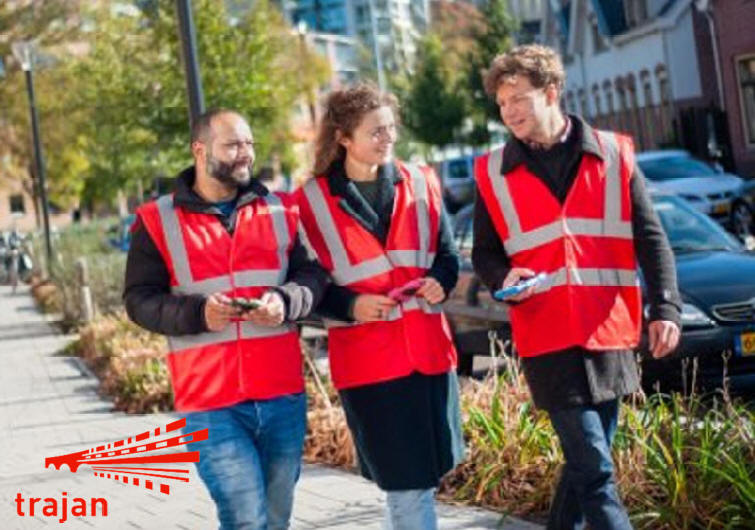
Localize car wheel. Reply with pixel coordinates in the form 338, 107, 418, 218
730, 201, 754, 240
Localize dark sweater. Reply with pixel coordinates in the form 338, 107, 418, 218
472, 116, 682, 410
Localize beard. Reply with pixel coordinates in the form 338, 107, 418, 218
206, 154, 253, 188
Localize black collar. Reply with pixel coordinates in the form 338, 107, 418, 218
499, 115, 605, 175
322, 160, 402, 235
172, 165, 269, 213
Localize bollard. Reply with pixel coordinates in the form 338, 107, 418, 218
75, 258, 94, 323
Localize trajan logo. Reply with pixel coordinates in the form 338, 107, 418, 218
14, 418, 207, 523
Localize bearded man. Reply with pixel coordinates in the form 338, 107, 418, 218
124, 109, 328, 530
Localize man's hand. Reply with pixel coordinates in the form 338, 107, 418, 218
204, 293, 237, 331
648, 320, 680, 358
500, 267, 538, 302
353, 294, 397, 323
416, 277, 445, 304
240, 291, 286, 327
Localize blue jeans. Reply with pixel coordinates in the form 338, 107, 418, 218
184, 393, 307, 530
547, 399, 633, 530
384, 488, 437, 530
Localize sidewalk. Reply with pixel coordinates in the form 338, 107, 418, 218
0, 284, 542, 529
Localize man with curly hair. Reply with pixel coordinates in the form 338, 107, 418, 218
472, 44, 682, 529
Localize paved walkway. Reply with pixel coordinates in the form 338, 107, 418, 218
0, 284, 542, 529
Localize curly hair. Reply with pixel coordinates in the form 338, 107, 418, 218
483, 44, 566, 96
313, 83, 399, 176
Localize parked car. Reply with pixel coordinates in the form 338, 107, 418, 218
445, 196, 755, 394
435, 155, 476, 214
636, 150, 754, 240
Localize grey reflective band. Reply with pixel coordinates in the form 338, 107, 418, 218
488, 132, 630, 254
386, 250, 437, 268
157, 195, 194, 286
233, 269, 286, 288
169, 322, 297, 351
322, 296, 442, 329
403, 163, 431, 269
302, 180, 358, 272
302, 171, 436, 287
533, 266, 639, 294
596, 131, 622, 224
173, 275, 231, 296
503, 218, 632, 255
487, 147, 521, 234
262, 194, 291, 278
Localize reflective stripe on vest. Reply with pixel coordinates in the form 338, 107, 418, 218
533, 266, 638, 294
487, 131, 631, 255
155, 194, 294, 346
301, 164, 436, 285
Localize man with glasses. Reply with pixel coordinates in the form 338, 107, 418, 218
124, 109, 328, 529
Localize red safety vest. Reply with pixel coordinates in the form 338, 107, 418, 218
296, 162, 457, 389
137, 192, 303, 412
474, 130, 642, 357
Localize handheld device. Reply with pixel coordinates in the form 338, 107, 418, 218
493, 272, 547, 301
231, 297, 265, 311
388, 278, 425, 302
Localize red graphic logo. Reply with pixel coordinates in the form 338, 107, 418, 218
44, 418, 207, 495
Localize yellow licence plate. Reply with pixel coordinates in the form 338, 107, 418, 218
737, 332, 755, 357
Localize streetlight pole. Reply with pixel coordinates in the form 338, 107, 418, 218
175, 0, 205, 128
12, 41, 53, 273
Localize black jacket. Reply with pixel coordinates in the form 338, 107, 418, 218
315, 161, 460, 320
123, 166, 329, 336
472, 117, 682, 410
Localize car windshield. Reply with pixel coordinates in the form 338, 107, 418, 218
653, 195, 742, 253
638, 154, 717, 181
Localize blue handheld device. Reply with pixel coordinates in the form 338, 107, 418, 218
493, 272, 547, 301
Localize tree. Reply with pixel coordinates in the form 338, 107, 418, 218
464, 0, 517, 146
398, 34, 466, 157
2, 0, 330, 210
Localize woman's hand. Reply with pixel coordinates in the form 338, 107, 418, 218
352, 294, 397, 323
415, 277, 445, 304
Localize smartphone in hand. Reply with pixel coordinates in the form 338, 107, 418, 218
493, 272, 547, 301
388, 279, 425, 302
230, 297, 265, 311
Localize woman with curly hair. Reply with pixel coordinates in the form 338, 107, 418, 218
295, 84, 464, 529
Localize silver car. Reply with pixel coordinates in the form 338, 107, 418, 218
636, 150, 754, 239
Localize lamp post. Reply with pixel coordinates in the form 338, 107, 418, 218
175, 0, 205, 128
12, 41, 53, 273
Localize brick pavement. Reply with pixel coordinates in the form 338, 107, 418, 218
0, 284, 542, 530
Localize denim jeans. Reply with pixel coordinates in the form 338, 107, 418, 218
184, 393, 307, 530
383, 488, 437, 530
547, 399, 633, 530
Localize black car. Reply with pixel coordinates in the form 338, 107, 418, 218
446, 196, 755, 394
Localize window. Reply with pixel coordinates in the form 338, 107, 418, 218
592, 84, 602, 116
566, 91, 576, 113
9, 194, 24, 214
736, 55, 755, 146
578, 89, 588, 117
590, 14, 608, 54
603, 81, 614, 115
624, 0, 648, 28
